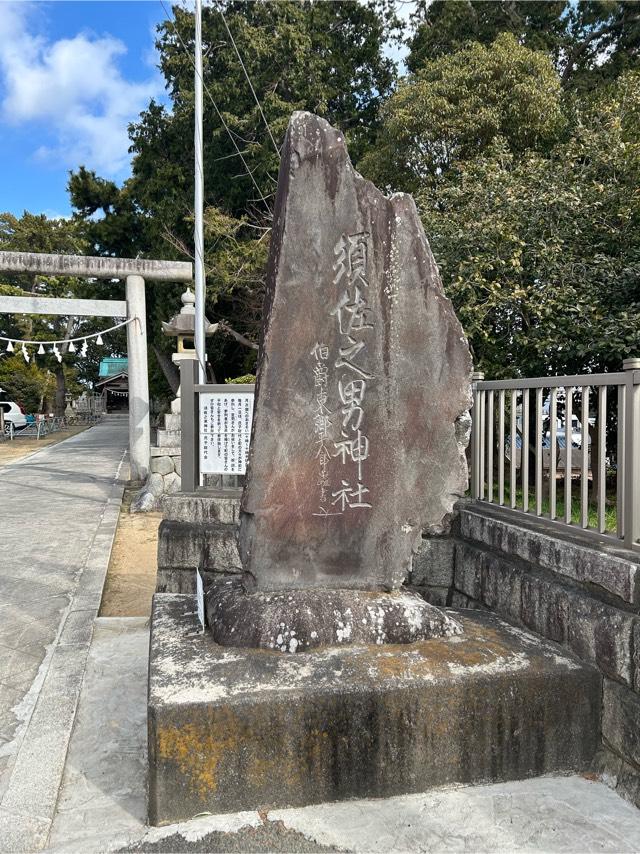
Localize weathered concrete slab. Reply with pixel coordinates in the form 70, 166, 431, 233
239, 111, 472, 593
148, 595, 600, 825
160, 491, 242, 525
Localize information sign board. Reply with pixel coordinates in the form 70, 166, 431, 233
199, 390, 254, 475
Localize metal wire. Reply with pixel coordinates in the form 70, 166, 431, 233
159, 0, 272, 211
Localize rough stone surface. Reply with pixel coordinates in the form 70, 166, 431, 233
164, 472, 181, 495
410, 537, 455, 588
410, 585, 450, 608
161, 491, 242, 525
566, 595, 636, 687
157, 520, 241, 575
635, 620, 640, 693
131, 489, 158, 513
461, 505, 640, 605
239, 111, 472, 593
593, 745, 640, 811
152, 456, 175, 476
148, 595, 600, 825
157, 429, 182, 449
603, 679, 640, 768
164, 413, 181, 431
206, 580, 462, 651
454, 540, 638, 687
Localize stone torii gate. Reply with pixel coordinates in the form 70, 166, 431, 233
0, 251, 192, 481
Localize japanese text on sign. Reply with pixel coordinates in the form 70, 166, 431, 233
200, 391, 254, 475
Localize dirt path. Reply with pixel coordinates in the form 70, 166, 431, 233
0, 425, 90, 466
99, 487, 161, 617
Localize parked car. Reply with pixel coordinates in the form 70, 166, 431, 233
0, 400, 27, 431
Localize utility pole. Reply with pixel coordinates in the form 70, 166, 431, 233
194, 0, 206, 384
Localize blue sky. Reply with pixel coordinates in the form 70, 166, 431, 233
0, 1, 168, 218
0, 1, 411, 220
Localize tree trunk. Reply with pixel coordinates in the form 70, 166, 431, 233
152, 343, 180, 395
54, 365, 66, 416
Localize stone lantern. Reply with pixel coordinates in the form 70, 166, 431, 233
162, 287, 217, 413
131, 288, 217, 511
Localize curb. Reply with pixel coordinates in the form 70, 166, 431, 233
0, 451, 128, 852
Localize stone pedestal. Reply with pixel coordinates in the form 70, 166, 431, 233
148, 595, 601, 825
156, 490, 243, 592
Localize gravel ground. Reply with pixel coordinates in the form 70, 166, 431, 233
121, 819, 343, 853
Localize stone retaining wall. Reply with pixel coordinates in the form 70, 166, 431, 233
408, 503, 640, 810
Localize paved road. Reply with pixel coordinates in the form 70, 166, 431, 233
0, 417, 128, 804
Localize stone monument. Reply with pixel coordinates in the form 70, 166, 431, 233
148, 113, 599, 825
206, 111, 471, 649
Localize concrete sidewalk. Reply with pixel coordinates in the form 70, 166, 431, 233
0, 416, 128, 851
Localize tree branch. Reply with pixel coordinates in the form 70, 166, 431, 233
217, 320, 259, 350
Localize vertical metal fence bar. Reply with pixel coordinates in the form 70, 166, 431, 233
549, 387, 557, 520
487, 390, 494, 503
510, 389, 517, 508
581, 385, 590, 529
498, 390, 505, 505
535, 387, 543, 516
598, 385, 607, 533
522, 389, 530, 513
617, 383, 625, 540
471, 373, 483, 500
479, 389, 486, 500
565, 387, 573, 525
623, 359, 640, 549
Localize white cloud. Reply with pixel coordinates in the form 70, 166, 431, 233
0, 2, 163, 175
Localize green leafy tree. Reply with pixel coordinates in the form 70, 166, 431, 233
408, 1, 640, 91
68, 1, 400, 393
0, 212, 107, 413
361, 33, 566, 191
416, 71, 640, 377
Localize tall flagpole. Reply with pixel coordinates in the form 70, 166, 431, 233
194, 0, 206, 383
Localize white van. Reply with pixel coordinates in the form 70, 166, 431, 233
0, 400, 27, 430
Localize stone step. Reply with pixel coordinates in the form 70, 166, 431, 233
161, 490, 242, 525
148, 596, 601, 824
163, 413, 181, 431
459, 504, 640, 606
156, 429, 182, 448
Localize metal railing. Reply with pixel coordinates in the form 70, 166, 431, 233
470, 358, 640, 551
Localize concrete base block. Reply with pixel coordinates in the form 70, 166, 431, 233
156, 520, 241, 592
148, 595, 601, 825
161, 490, 242, 525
